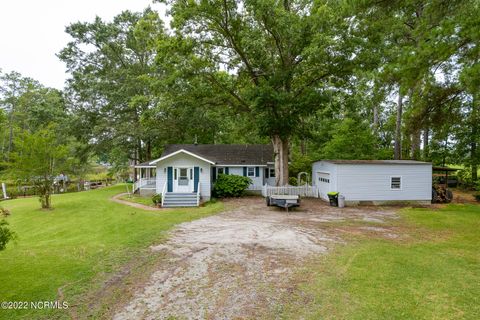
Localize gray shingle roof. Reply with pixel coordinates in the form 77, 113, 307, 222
161, 144, 274, 165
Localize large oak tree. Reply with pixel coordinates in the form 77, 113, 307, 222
160, 0, 354, 185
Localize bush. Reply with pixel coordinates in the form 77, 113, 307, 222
0, 219, 17, 251
288, 177, 298, 186
457, 168, 475, 189
152, 193, 162, 206
213, 174, 252, 198
0, 206, 10, 217
475, 193, 480, 202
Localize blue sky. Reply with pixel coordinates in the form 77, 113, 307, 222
0, 0, 166, 89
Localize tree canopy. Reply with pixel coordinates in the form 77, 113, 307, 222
1, 0, 479, 190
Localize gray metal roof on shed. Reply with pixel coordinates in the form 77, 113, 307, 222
318, 160, 431, 165
160, 144, 274, 165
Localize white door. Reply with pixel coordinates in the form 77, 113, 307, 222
317, 172, 330, 200
174, 167, 192, 193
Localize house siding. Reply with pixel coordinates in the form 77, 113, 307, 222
312, 161, 432, 202
156, 153, 211, 200
336, 164, 432, 201
214, 166, 266, 190
265, 165, 276, 186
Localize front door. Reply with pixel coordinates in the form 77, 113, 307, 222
174, 167, 192, 193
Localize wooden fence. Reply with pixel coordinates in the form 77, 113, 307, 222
261, 184, 318, 198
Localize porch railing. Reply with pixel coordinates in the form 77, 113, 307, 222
196, 182, 201, 206
161, 181, 167, 207
261, 184, 318, 198
133, 178, 156, 193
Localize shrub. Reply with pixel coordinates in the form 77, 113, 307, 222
288, 177, 298, 186
457, 168, 474, 189
474, 193, 480, 202
152, 193, 162, 206
213, 174, 252, 198
0, 219, 17, 251
0, 206, 10, 217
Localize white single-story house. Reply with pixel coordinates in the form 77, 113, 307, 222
312, 160, 432, 205
134, 144, 275, 207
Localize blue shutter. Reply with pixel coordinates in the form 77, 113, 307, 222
193, 166, 200, 192
243, 167, 247, 176
265, 168, 269, 179
255, 166, 260, 177
167, 167, 173, 192
212, 167, 217, 181
225, 167, 229, 175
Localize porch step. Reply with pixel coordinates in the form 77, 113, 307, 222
163, 192, 199, 207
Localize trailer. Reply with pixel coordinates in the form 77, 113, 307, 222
266, 195, 300, 211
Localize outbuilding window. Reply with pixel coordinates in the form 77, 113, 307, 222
247, 167, 255, 177
391, 177, 401, 189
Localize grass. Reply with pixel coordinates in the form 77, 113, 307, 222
118, 193, 154, 207
280, 204, 480, 319
0, 185, 223, 319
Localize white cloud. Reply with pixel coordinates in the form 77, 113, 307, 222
0, 0, 167, 89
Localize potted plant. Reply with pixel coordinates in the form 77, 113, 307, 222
151, 193, 162, 207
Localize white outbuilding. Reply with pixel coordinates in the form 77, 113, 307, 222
312, 160, 432, 205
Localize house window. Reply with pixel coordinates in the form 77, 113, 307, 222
217, 168, 224, 175
269, 168, 275, 178
391, 177, 401, 189
247, 167, 255, 177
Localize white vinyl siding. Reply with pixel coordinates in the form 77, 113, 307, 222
312, 161, 338, 200
312, 161, 432, 202
390, 176, 402, 190
221, 166, 264, 190
265, 165, 276, 186
156, 153, 211, 200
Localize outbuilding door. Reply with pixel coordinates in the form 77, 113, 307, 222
317, 172, 331, 200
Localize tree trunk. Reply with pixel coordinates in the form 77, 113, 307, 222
394, 91, 403, 160
423, 128, 429, 160
472, 143, 478, 182
471, 99, 478, 182
373, 104, 379, 130
300, 138, 306, 155
410, 130, 421, 160
272, 135, 289, 186
7, 110, 14, 160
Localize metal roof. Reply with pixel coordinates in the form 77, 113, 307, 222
318, 160, 432, 165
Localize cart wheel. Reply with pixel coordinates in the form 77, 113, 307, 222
266, 196, 271, 206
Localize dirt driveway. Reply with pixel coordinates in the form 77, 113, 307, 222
114, 197, 399, 320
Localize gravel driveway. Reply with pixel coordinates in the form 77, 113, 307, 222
114, 197, 398, 320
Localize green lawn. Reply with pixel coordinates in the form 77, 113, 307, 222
0, 185, 223, 320
280, 204, 480, 319
118, 193, 155, 207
